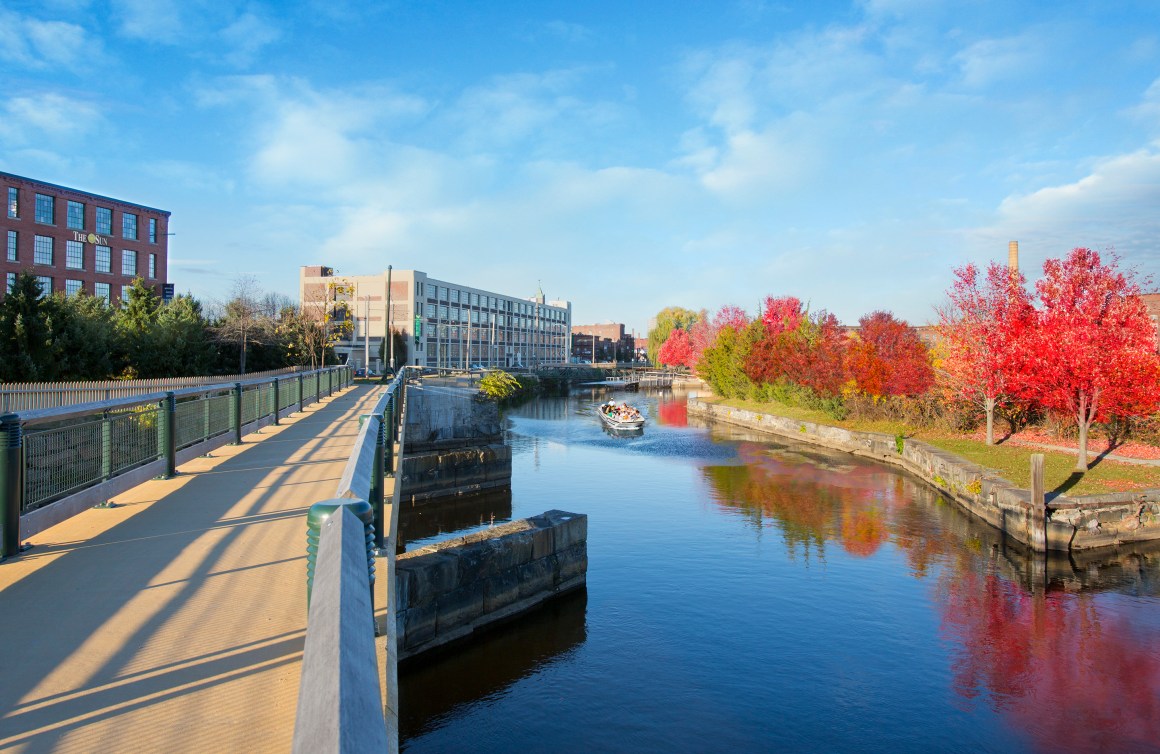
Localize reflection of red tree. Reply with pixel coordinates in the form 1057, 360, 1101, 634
941, 573, 1160, 753
840, 508, 886, 557
656, 399, 687, 427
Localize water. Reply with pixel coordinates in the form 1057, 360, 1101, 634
399, 390, 1160, 754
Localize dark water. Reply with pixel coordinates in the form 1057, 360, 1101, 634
399, 390, 1160, 754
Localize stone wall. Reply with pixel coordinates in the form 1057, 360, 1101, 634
688, 397, 1160, 552
394, 510, 587, 661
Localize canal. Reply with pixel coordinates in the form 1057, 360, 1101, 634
399, 390, 1160, 753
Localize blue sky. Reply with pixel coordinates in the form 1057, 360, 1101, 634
3, 0, 1159, 335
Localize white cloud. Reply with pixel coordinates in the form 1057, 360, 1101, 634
0, 93, 102, 144
111, 0, 185, 42
952, 34, 1043, 88
0, 9, 98, 71
979, 145, 1160, 271
217, 12, 282, 67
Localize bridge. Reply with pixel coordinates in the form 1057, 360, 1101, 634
0, 367, 409, 752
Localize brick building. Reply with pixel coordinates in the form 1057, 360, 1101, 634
571, 323, 635, 363
2, 171, 170, 304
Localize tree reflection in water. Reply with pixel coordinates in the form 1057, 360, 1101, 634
701, 439, 1160, 754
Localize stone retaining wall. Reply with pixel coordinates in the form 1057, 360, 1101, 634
688, 396, 1160, 552
398, 444, 512, 504
394, 510, 587, 661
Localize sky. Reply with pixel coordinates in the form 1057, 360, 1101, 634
3, 0, 1159, 335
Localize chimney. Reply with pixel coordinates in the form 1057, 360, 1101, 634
1008, 241, 1019, 273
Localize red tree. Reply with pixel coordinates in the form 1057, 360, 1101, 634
689, 305, 750, 374
846, 311, 934, 397
657, 327, 695, 368
935, 262, 1035, 445
746, 302, 848, 396
1025, 248, 1160, 470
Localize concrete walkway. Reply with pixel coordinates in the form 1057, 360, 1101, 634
0, 384, 380, 753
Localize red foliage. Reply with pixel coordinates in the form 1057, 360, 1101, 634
657, 327, 695, 368
846, 311, 934, 397
746, 308, 848, 395
1022, 248, 1160, 468
690, 305, 750, 374
760, 295, 804, 336
936, 262, 1035, 439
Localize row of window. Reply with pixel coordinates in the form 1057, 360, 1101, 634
7, 187, 159, 242
5, 231, 156, 276
421, 302, 569, 330
418, 281, 566, 321
5, 271, 130, 303
421, 325, 568, 343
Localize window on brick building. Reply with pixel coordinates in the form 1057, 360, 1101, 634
94, 282, 110, 302
67, 200, 85, 230
66, 240, 84, 270
6, 230, 15, 262
122, 249, 136, 276
7, 187, 17, 218
149, 218, 157, 243
149, 253, 156, 278
96, 207, 112, 235
96, 245, 111, 273
35, 194, 54, 224
34, 235, 53, 265
66, 279, 83, 296
121, 284, 131, 302
122, 212, 137, 240
36, 276, 52, 297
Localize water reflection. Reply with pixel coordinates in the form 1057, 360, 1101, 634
399, 487, 513, 551
399, 589, 588, 745
700, 436, 1160, 753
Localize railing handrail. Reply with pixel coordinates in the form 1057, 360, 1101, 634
9, 366, 345, 428
291, 504, 388, 754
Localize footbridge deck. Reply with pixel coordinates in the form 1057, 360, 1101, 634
0, 384, 384, 752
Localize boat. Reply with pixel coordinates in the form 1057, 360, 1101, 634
599, 401, 645, 431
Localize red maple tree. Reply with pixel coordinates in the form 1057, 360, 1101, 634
935, 262, 1035, 445
746, 300, 848, 396
657, 327, 695, 368
689, 305, 750, 373
1024, 248, 1160, 470
845, 311, 934, 397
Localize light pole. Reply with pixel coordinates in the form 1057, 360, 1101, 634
385, 265, 393, 373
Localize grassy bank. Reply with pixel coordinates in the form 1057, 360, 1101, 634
708, 396, 1160, 497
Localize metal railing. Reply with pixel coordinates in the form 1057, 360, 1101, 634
0, 365, 353, 558
0, 366, 307, 412
294, 367, 411, 753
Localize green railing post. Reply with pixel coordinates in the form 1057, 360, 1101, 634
1, 414, 24, 559
298, 374, 305, 413
203, 395, 211, 441
328, 368, 335, 397
101, 412, 113, 481
371, 420, 386, 550
272, 379, 280, 425
305, 500, 375, 609
232, 383, 243, 444
384, 394, 395, 476
157, 392, 176, 478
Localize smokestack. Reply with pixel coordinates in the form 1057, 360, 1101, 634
1008, 241, 1019, 273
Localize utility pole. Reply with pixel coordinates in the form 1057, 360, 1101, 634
385, 265, 393, 372
363, 294, 369, 371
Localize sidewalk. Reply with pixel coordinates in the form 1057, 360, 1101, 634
0, 385, 379, 753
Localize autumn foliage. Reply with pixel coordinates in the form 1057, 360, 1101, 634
657, 327, 695, 368
845, 310, 934, 397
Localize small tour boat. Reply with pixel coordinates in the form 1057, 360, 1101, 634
599, 401, 645, 431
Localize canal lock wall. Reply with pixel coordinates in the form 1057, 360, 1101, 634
394, 384, 587, 660
394, 510, 587, 661
399, 385, 512, 503
687, 396, 1160, 552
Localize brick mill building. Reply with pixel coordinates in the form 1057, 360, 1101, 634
2, 171, 170, 304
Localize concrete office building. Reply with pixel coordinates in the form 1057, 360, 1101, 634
300, 266, 572, 370
2, 171, 170, 304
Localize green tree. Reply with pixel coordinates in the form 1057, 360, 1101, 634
0, 272, 53, 381
153, 294, 215, 376
700, 321, 760, 398
49, 291, 116, 379
114, 278, 164, 377
647, 306, 700, 365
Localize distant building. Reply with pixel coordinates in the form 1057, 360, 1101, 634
1, 171, 170, 304
571, 323, 635, 363
300, 266, 571, 370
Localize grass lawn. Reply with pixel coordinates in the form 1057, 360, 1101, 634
711, 396, 1160, 497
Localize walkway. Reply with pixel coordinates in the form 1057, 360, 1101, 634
0, 384, 382, 753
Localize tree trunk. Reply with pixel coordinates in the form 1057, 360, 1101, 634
1076, 418, 1089, 471
985, 395, 996, 446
